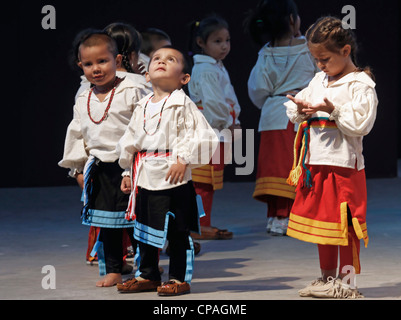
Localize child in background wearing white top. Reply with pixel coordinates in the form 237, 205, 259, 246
245, 0, 317, 236
188, 15, 241, 240
284, 16, 378, 298
138, 28, 172, 73
59, 31, 149, 287
116, 46, 218, 296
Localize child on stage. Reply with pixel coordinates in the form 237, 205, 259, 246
59, 31, 149, 287
245, 0, 317, 235
285, 16, 378, 298
188, 15, 241, 240
116, 46, 218, 296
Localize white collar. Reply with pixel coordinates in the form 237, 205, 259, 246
320, 71, 376, 88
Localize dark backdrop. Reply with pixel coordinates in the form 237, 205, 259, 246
4, 0, 399, 188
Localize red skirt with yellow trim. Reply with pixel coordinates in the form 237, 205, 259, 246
191, 142, 225, 190
253, 123, 296, 202
287, 165, 369, 248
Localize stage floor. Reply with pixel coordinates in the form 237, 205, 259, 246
1, 171, 400, 301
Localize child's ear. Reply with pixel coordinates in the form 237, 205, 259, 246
289, 14, 295, 25
181, 73, 191, 86
196, 36, 204, 49
115, 54, 123, 68
77, 61, 83, 70
145, 71, 151, 83
341, 44, 352, 57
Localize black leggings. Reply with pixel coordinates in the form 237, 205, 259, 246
99, 227, 135, 274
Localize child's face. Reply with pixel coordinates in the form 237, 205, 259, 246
309, 43, 352, 78
197, 28, 230, 61
78, 43, 121, 90
146, 48, 190, 90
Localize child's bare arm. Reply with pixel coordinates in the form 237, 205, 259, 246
75, 173, 84, 190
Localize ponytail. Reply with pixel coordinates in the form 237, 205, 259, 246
103, 22, 142, 74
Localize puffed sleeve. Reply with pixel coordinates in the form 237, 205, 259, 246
175, 96, 219, 169
247, 55, 274, 109
197, 72, 234, 130
329, 84, 378, 137
58, 104, 88, 177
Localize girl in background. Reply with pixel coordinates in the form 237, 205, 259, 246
245, 0, 317, 236
285, 16, 378, 298
188, 14, 241, 240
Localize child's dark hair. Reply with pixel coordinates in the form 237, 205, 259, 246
243, 0, 298, 47
188, 14, 229, 57
69, 28, 102, 73
305, 16, 374, 80
77, 31, 119, 60
103, 22, 142, 73
141, 28, 171, 56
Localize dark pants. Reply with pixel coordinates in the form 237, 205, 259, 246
135, 182, 198, 282
100, 227, 135, 274
138, 223, 191, 282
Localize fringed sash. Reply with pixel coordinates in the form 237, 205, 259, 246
125, 150, 171, 221
287, 117, 337, 188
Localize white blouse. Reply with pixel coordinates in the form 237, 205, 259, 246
285, 71, 378, 170
248, 39, 317, 132
59, 76, 151, 177
117, 89, 219, 191
188, 54, 241, 132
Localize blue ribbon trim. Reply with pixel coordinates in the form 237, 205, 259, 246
134, 211, 175, 248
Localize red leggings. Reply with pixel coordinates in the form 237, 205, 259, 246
318, 227, 361, 274
193, 182, 214, 227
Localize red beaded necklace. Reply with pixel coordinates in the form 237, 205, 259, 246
143, 93, 171, 136
87, 77, 121, 124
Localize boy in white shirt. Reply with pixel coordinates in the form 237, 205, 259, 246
116, 46, 218, 296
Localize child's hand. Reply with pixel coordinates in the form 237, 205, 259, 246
302, 97, 335, 115
121, 176, 132, 194
165, 158, 188, 184
286, 95, 312, 115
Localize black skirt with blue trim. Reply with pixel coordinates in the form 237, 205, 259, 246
134, 181, 200, 247
81, 159, 135, 229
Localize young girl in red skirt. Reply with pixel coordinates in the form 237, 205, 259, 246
245, 0, 317, 236
285, 16, 378, 298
